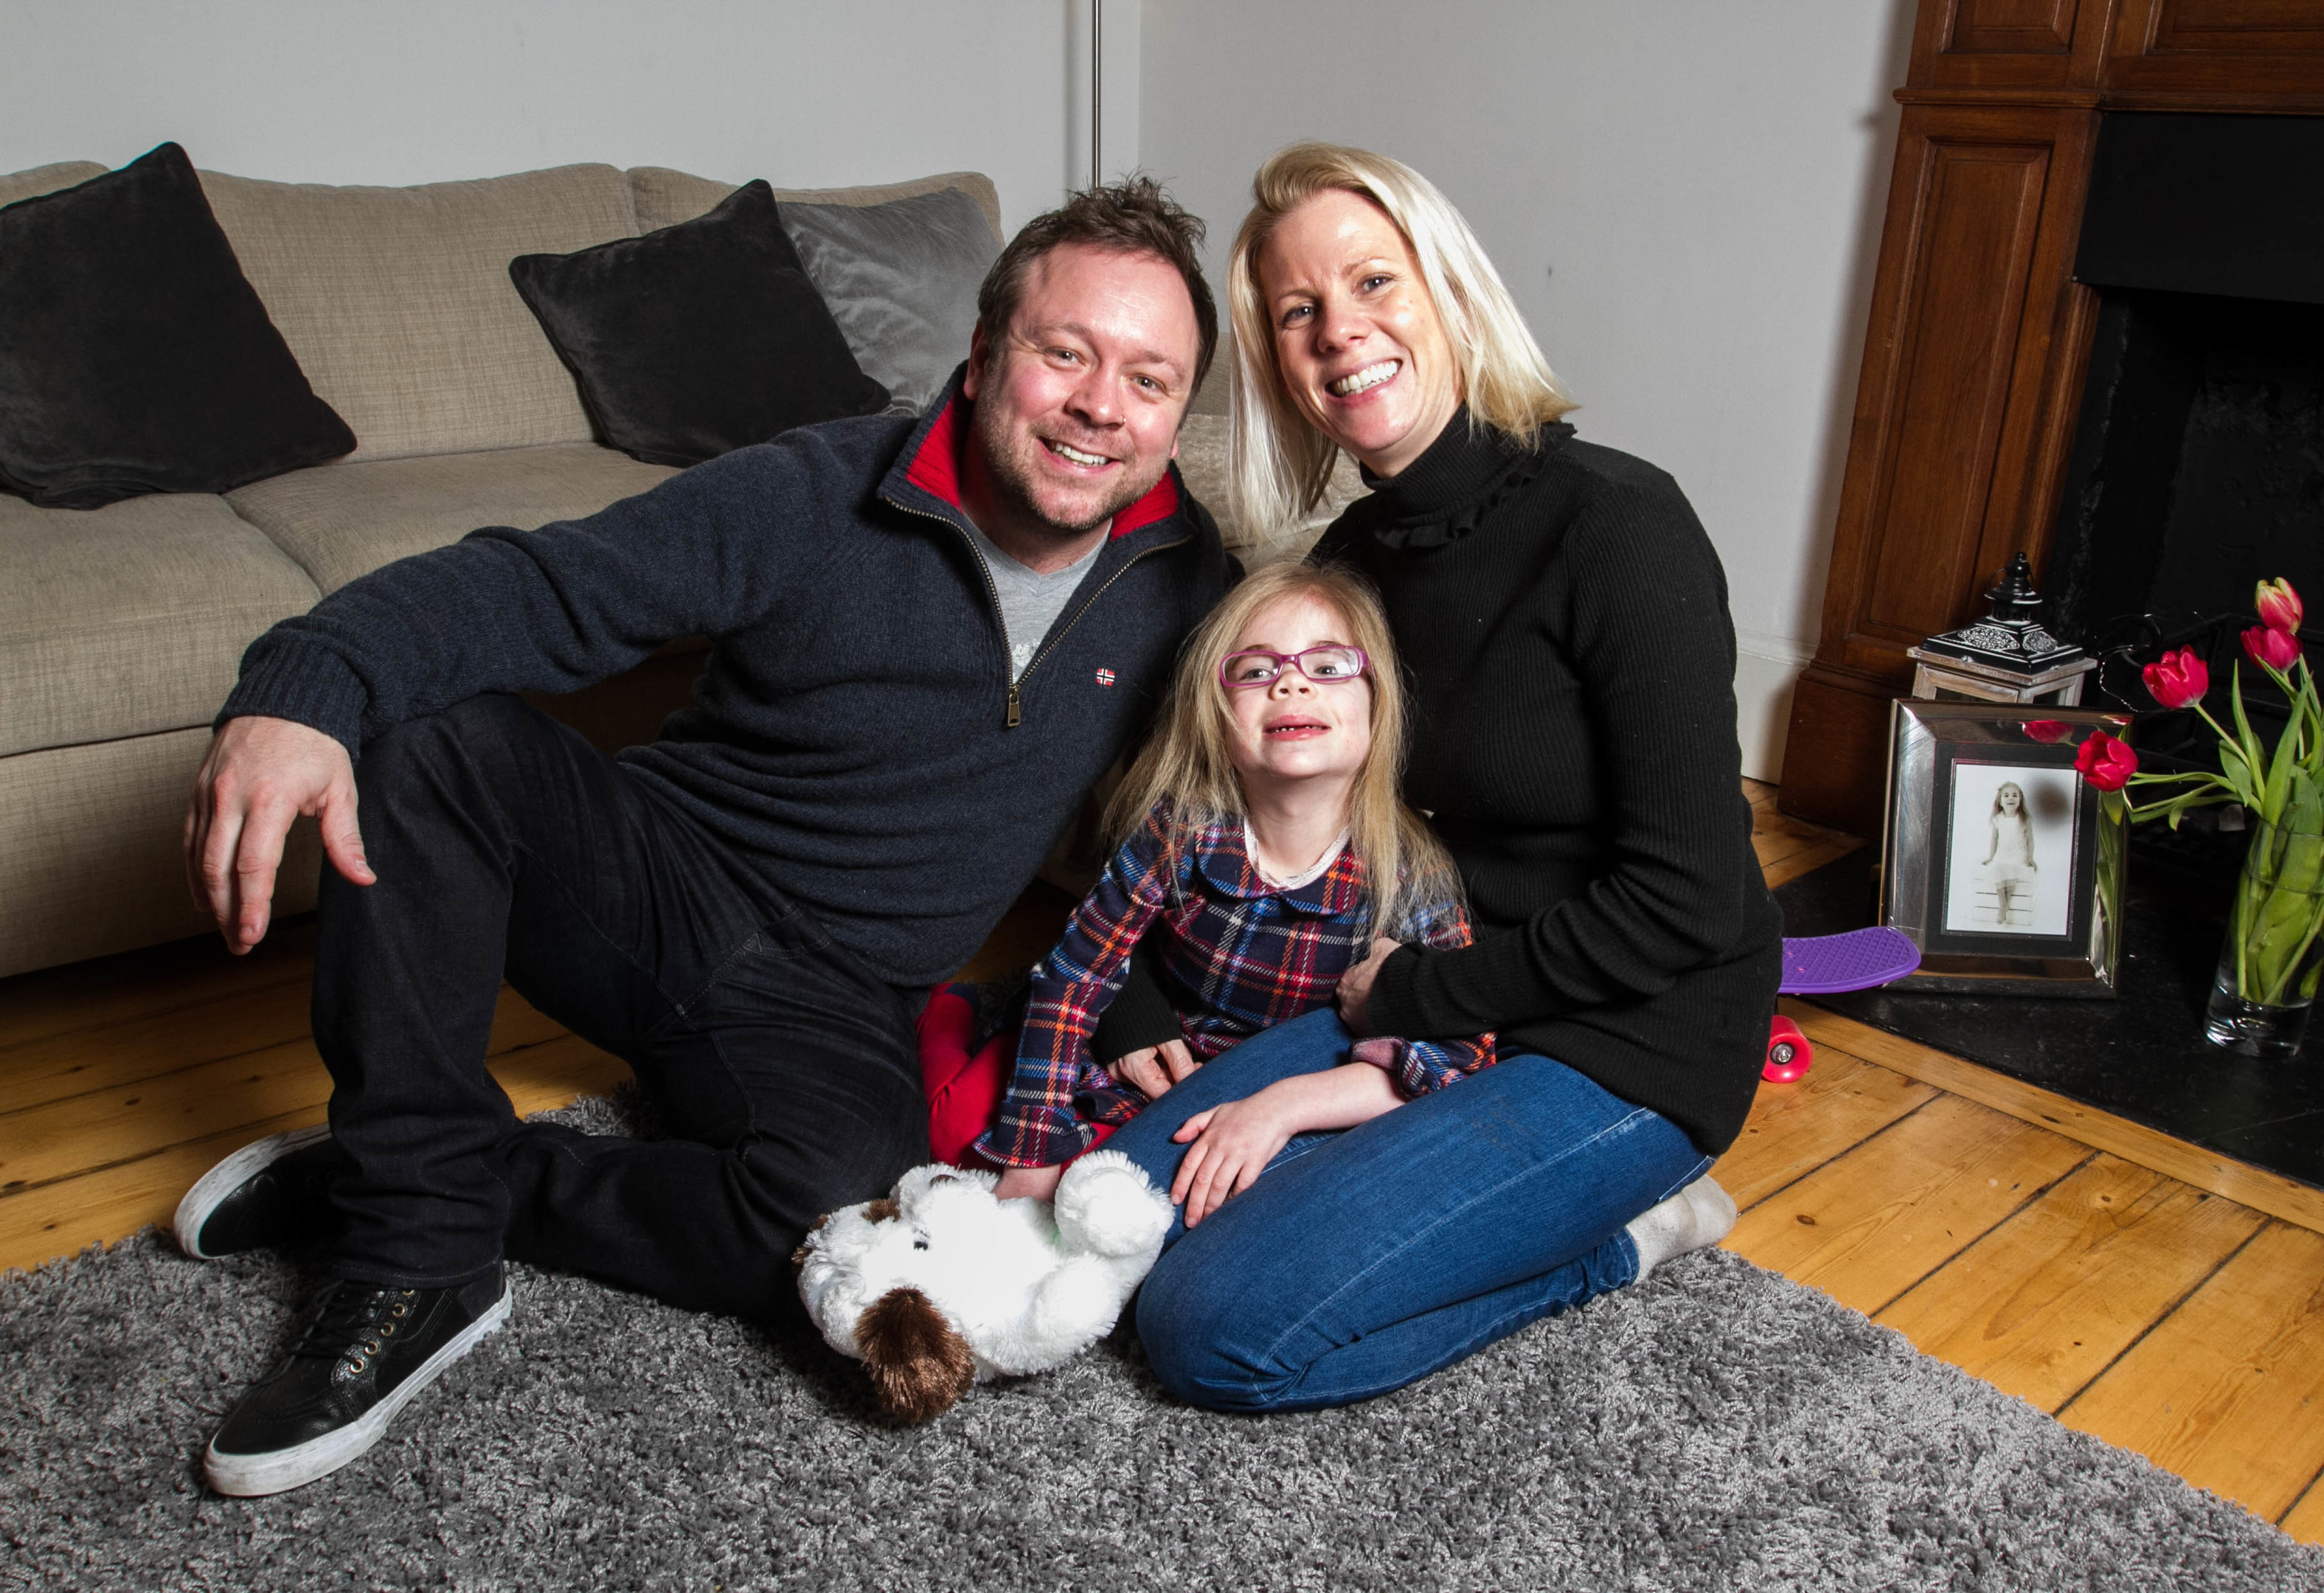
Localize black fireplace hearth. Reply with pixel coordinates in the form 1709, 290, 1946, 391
1779, 846, 2324, 1191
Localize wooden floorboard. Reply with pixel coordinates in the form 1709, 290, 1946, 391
1724, 1094, 2095, 1317
1784, 1001, 2324, 1238
0, 990, 565, 1192
0, 1031, 629, 1272
1873, 1154, 2268, 1413
1711, 1051, 1937, 1212
2059, 1221, 2324, 1524
0, 977, 317, 1111
2283, 1471, 2324, 1539
0, 920, 317, 1054
5, 778, 2321, 1545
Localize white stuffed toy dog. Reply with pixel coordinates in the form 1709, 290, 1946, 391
794, 1150, 1175, 1422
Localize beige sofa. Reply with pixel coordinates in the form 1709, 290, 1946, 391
0, 156, 1345, 981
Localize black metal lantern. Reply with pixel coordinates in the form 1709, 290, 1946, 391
1908, 554, 2097, 707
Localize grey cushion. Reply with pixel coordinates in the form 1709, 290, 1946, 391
625, 168, 1002, 245
780, 188, 999, 414
226, 442, 677, 595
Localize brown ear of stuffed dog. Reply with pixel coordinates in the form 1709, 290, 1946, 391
856, 1286, 977, 1423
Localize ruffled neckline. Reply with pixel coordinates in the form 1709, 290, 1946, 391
1345, 410, 1573, 549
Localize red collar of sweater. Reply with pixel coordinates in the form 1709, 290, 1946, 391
901, 385, 1181, 541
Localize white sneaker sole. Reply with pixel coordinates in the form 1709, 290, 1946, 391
173, 1122, 336, 1260
203, 1280, 513, 1498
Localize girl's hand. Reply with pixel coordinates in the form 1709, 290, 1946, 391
1335, 937, 1401, 1036
994, 1164, 1066, 1204
1109, 1038, 1200, 1100
1170, 1090, 1297, 1226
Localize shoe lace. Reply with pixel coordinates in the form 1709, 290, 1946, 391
288, 1283, 419, 1374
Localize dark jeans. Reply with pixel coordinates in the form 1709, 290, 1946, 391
312, 693, 930, 1321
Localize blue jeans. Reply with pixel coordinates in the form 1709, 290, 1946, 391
1103, 1007, 1710, 1412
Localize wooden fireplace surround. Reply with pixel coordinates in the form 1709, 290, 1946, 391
1778, 0, 2324, 836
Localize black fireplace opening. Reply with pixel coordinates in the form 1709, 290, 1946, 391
2043, 113, 2324, 888
2047, 289, 2324, 650
1783, 114, 2324, 1186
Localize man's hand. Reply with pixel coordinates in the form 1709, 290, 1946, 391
994, 1164, 1066, 1204
1109, 1038, 1200, 1101
1170, 1088, 1297, 1228
184, 715, 375, 954
1336, 937, 1401, 1037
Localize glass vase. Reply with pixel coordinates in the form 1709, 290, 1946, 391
2205, 815, 2324, 1058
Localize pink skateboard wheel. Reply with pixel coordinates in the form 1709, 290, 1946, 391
1763, 1016, 1813, 1083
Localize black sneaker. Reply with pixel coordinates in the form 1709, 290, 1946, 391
173, 1125, 345, 1260
203, 1267, 511, 1496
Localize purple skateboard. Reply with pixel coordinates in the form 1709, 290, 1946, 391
1764, 929, 1921, 1083
1779, 927, 1921, 995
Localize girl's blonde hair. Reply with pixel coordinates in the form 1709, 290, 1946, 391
1104, 561, 1461, 937
1226, 141, 1578, 540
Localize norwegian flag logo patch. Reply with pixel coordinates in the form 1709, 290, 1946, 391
1095, 667, 1117, 688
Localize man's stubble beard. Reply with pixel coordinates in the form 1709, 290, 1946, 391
970, 398, 1168, 544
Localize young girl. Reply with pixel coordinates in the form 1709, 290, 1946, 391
1980, 781, 2037, 928
970, 561, 1494, 1218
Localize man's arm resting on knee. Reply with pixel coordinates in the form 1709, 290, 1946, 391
185, 441, 850, 954
184, 715, 375, 955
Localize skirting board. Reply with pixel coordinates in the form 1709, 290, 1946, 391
1735, 633, 1814, 785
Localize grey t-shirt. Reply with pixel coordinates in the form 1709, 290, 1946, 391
960, 521, 1106, 679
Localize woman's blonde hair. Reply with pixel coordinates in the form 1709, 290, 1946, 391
1227, 141, 1578, 540
1105, 560, 1460, 937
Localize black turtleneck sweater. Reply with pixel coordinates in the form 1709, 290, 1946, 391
1100, 414, 1783, 1156
1330, 414, 1782, 1155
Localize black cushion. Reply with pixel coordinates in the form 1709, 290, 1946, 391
509, 180, 889, 468
0, 142, 355, 510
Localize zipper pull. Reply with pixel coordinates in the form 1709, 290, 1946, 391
1006, 681, 1022, 729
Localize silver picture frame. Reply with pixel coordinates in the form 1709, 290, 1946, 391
1880, 700, 2132, 996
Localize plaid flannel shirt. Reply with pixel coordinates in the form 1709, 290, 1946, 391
977, 802, 1496, 1167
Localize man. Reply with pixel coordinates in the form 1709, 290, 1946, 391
173, 179, 1230, 1497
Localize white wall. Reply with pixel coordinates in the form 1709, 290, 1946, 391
1140, 0, 1916, 780
0, 0, 1114, 236
2, 0, 1902, 780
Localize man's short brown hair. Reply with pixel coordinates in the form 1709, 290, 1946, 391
975, 176, 1217, 395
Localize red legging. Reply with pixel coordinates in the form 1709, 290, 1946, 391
915, 985, 1113, 1168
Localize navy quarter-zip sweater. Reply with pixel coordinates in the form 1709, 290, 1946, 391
218, 372, 1234, 988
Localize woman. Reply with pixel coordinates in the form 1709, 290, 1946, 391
1092, 142, 1783, 1413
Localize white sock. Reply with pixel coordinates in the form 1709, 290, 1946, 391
1623, 1175, 1737, 1282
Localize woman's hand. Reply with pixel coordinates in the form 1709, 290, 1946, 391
1109, 1038, 1199, 1100
1170, 1091, 1298, 1228
1335, 937, 1401, 1036
994, 1164, 1066, 1204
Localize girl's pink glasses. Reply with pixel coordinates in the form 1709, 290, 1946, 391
1218, 645, 1370, 689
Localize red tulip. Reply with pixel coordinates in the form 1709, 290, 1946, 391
2022, 719, 2073, 743
2243, 624, 2302, 673
2075, 731, 2137, 792
2141, 647, 2208, 710
2256, 577, 2303, 635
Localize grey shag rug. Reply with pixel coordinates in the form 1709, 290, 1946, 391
5, 1096, 2320, 1592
